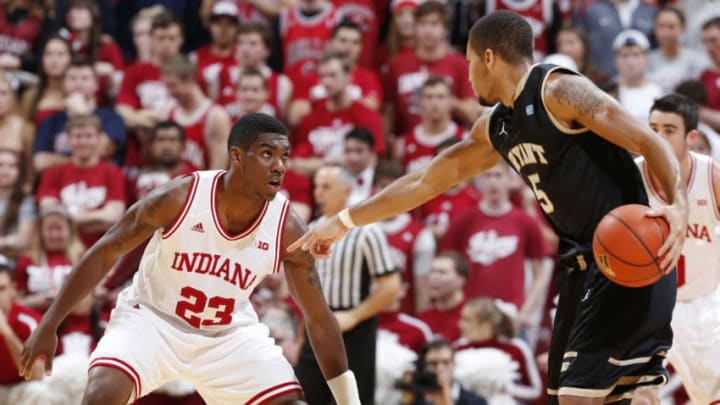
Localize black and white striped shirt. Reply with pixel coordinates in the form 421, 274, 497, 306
314, 223, 396, 310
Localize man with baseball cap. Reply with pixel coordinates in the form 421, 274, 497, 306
614, 29, 663, 123
193, 1, 240, 98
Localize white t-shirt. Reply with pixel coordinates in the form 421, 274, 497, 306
648, 48, 709, 93
618, 82, 664, 124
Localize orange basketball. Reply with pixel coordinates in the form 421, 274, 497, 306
592, 204, 670, 288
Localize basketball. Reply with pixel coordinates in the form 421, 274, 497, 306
592, 204, 670, 288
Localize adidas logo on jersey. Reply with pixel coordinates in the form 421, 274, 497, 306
191, 223, 205, 233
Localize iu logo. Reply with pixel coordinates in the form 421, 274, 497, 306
254, 240, 270, 251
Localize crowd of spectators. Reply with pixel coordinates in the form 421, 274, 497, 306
0, 0, 715, 403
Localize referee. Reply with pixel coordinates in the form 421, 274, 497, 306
295, 164, 402, 405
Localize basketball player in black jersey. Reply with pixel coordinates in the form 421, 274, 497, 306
290, 10, 687, 405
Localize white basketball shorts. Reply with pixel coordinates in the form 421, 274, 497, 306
668, 285, 720, 405
88, 302, 302, 404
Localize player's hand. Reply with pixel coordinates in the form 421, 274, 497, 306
288, 216, 349, 259
18, 321, 58, 379
646, 201, 688, 274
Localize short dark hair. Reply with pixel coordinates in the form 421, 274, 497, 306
238, 22, 272, 48
239, 67, 268, 89
151, 10, 183, 34
228, 113, 287, 150
675, 80, 708, 105
152, 120, 186, 142
68, 57, 97, 76
344, 127, 375, 150
436, 250, 469, 279
420, 338, 454, 359
414, 1, 449, 27
656, 6, 685, 27
332, 19, 363, 38
318, 50, 352, 73
468, 10, 533, 65
421, 76, 451, 93
373, 160, 405, 186
650, 93, 699, 133
702, 16, 720, 31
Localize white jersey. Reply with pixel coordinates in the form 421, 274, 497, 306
121, 170, 290, 332
636, 152, 720, 301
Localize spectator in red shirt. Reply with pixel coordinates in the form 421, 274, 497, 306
441, 162, 551, 327
289, 20, 383, 123
454, 297, 542, 403
699, 17, 720, 131
15, 205, 85, 313
217, 23, 293, 122
292, 52, 385, 177
378, 283, 433, 352
116, 10, 183, 130
374, 160, 436, 313
60, 0, 125, 102
0, 257, 43, 401
383, 1, 481, 137
161, 55, 231, 170
333, 0, 378, 69
400, 77, 467, 173
36, 114, 126, 248
0, 0, 47, 73
191, 2, 239, 98
234, 67, 277, 118
418, 251, 468, 342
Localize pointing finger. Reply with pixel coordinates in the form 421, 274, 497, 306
288, 232, 312, 252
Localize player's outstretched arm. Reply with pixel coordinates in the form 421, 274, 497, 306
18, 177, 191, 379
288, 110, 502, 258
544, 73, 688, 273
282, 211, 360, 405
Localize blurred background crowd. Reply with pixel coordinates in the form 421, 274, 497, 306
0, 0, 715, 403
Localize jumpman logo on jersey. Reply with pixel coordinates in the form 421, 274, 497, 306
498, 121, 509, 136
191, 223, 205, 233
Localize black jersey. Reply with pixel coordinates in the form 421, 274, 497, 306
487, 64, 648, 254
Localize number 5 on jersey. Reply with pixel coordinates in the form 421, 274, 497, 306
175, 286, 235, 327
528, 173, 555, 214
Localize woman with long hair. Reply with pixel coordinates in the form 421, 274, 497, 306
19, 35, 72, 125
61, 0, 124, 101
0, 76, 34, 158
0, 148, 35, 256
555, 26, 607, 84
455, 297, 543, 404
14, 205, 85, 312
377, 0, 417, 69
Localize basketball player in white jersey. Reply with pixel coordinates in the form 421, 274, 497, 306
17, 113, 361, 405
637, 93, 720, 405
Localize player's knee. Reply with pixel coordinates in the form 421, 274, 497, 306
82, 385, 130, 405
82, 367, 134, 405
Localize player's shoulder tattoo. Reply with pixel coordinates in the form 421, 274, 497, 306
546, 75, 605, 119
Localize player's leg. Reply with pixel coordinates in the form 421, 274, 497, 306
82, 366, 134, 405
295, 341, 333, 404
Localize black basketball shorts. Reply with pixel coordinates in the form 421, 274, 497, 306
547, 251, 676, 404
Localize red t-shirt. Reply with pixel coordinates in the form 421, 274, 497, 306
0, 303, 41, 384
293, 100, 385, 159
280, 4, 339, 80
14, 253, 74, 298
380, 213, 425, 314
117, 62, 173, 111
418, 299, 465, 342
454, 337, 543, 402
487, 0, 553, 60
700, 69, 720, 111
294, 67, 382, 106
168, 103, 215, 170
332, 0, 379, 68
384, 49, 474, 134
441, 206, 547, 307
0, 4, 42, 59
401, 122, 466, 173
419, 184, 481, 234
36, 161, 127, 247
192, 44, 237, 100
378, 311, 433, 352
280, 169, 313, 207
